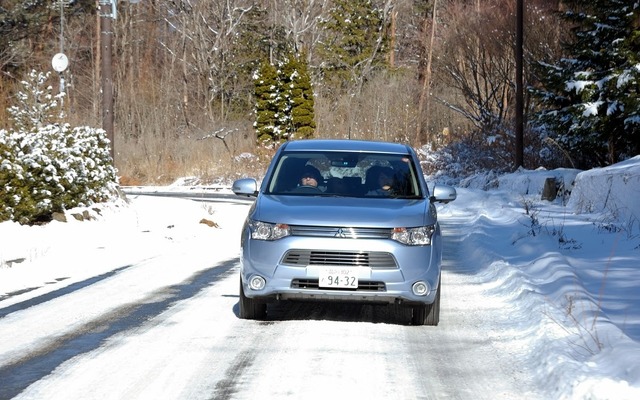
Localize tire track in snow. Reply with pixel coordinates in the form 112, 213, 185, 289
0, 258, 238, 400
0, 266, 133, 318
212, 349, 257, 400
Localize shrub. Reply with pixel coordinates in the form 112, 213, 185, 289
0, 70, 117, 225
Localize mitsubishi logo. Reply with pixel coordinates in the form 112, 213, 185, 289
335, 228, 351, 238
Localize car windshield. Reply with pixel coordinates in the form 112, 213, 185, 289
265, 151, 424, 198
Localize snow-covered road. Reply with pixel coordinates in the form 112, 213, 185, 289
0, 198, 542, 400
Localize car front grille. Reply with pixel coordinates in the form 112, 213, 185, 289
282, 250, 397, 269
290, 225, 391, 239
291, 279, 386, 292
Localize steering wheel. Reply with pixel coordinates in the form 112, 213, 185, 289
293, 185, 322, 193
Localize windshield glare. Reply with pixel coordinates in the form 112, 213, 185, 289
266, 151, 423, 198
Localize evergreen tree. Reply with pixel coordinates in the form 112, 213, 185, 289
318, 0, 390, 94
280, 55, 316, 140
532, 0, 640, 168
289, 55, 316, 140
0, 70, 117, 224
254, 56, 316, 146
277, 57, 295, 138
253, 61, 281, 145
8, 69, 63, 131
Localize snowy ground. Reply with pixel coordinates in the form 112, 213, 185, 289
1, 156, 639, 399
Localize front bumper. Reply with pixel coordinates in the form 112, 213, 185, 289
240, 232, 442, 305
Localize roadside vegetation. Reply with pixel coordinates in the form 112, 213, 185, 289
0, 71, 116, 224
1, 0, 639, 224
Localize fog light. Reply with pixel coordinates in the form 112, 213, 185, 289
249, 275, 266, 291
412, 281, 430, 296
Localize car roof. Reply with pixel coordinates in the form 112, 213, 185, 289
282, 139, 413, 154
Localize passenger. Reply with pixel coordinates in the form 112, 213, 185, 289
366, 166, 395, 196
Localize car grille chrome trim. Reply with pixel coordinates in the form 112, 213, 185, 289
290, 225, 391, 239
282, 250, 397, 269
291, 279, 386, 292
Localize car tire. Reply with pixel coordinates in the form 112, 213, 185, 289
412, 278, 441, 326
391, 303, 413, 324
239, 277, 267, 320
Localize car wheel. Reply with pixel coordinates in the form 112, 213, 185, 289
391, 303, 413, 324
239, 277, 267, 320
412, 278, 441, 326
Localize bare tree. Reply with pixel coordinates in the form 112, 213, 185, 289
436, 0, 516, 134
0, 0, 569, 183
277, 0, 329, 61
156, 0, 255, 120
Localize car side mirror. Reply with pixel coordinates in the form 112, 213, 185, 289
232, 178, 258, 197
431, 185, 457, 204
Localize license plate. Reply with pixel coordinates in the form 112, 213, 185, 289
318, 268, 358, 289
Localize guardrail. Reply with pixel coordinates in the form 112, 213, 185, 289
121, 187, 254, 204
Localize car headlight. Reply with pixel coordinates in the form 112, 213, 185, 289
249, 220, 290, 240
391, 225, 435, 246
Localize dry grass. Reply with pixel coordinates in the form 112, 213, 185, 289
115, 126, 266, 185
112, 66, 466, 186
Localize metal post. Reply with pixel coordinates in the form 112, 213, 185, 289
100, 0, 115, 161
59, 1, 65, 103
59, 1, 64, 53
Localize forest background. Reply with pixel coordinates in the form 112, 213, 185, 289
1, 0, 639, 186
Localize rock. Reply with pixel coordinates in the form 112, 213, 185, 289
52, 212, 67, 223
541, 177, 557, 201
71, 213, 84, 221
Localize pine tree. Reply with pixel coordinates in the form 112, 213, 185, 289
532, 0, 640, 168
289, 56, 316, 140
8, 70, 63, 132
0, 70, 117, 224
280, 55, 316, 140
277, 57, 295, 138
253, 61, 281, 145
318, 0, 390, 94
254, 56, 315, 146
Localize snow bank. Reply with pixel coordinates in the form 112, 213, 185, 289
567, 155, 640, 233
457, 167, 581, 198
455, 156, 640, 235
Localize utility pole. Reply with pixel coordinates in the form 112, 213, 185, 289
99, 0, 115, 161
515, 0, 524, 169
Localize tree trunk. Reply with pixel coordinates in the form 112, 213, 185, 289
389, 10, 396, 68
416, 0, 437, 147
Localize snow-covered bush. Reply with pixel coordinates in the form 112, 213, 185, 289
0, 70, 117, 224
419, 125, 566, 186
418, 138, 512, 186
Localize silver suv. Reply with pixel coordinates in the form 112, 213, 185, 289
232, 140, 456, 325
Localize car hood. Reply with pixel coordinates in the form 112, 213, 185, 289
251, 195, 435, 228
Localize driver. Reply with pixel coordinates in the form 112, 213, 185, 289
299, 166, 322, 188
